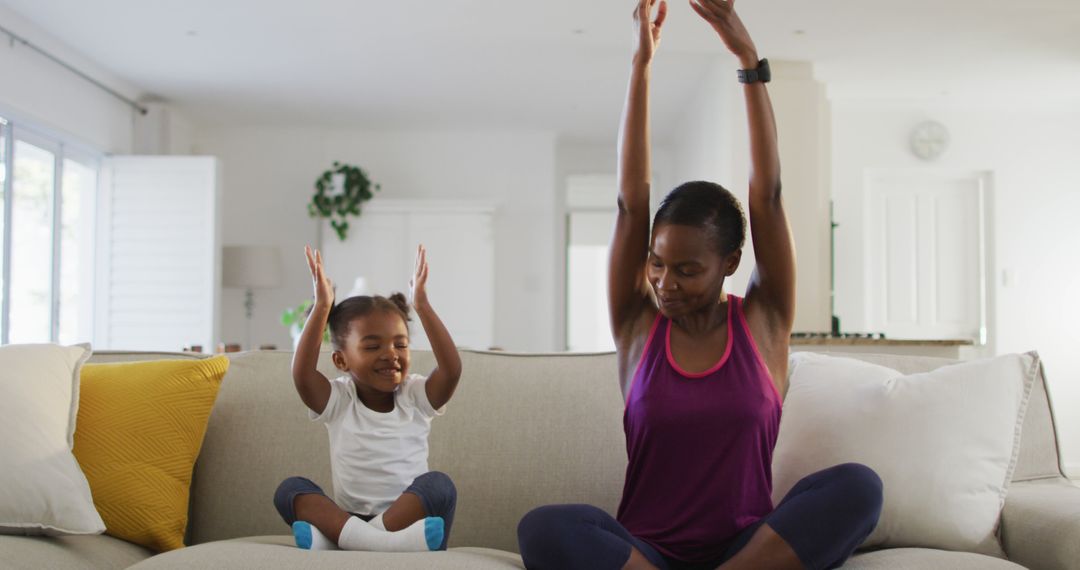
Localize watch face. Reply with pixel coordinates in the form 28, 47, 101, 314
911, 120, 950, 161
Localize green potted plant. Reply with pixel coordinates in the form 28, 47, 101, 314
281, 300, 331, 350
308, 161, 380, 241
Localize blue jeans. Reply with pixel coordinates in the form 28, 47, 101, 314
273, 471, 457, 550
517, 463, 883, 570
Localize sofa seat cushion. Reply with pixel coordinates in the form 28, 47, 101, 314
126, 535, 524, 569
0, 534, 153, 569
844, 548, 1025, 569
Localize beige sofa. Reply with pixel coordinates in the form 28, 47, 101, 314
2, 349, 1078, 569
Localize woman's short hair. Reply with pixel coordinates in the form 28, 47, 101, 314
653, 181, 746, 256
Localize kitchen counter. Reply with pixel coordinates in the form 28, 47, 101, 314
790, 337, 975, 359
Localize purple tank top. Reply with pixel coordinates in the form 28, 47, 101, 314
616, 295, 782, 562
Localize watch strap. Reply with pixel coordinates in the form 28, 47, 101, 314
737, 58, 771, 84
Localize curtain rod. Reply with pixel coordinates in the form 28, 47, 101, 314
1, 22, 148, 115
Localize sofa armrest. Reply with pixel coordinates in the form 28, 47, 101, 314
1001, 478, 1080, 570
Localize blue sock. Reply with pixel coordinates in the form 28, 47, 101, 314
292, 521, 338, 550
425, 516, 445, 550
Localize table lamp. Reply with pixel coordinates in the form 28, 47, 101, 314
222, 245, 282, 350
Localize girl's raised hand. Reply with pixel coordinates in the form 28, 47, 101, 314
304, 245, 334, 308
690, 0, 759, 67
634, 0, 667, 63
409, 244, 430, 308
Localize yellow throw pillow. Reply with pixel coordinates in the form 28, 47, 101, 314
72, 356, 228, 552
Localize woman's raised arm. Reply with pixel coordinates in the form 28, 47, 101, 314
609, 0, 667, 343
692, 0, 795, 333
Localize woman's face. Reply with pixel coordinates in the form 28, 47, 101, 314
647, 223, 740, 317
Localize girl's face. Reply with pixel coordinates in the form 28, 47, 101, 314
332, 310, 411, 393
647, 223, 740, 318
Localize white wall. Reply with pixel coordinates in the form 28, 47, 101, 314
134, 101, 196, 155
671, 58, 738, 198
194, 127, 559, 352
554, 140, 676, 207
832, 99, 1080, 473
670, 59, 832, 332
0, 4, 139, 153
769, 62, 831, 332
553, 139, 674, 350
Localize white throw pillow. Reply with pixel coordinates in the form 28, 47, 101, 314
0, 343, 105, 535
773, 352, 1039, 557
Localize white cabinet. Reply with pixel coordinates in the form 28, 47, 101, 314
319, 200, 495, 351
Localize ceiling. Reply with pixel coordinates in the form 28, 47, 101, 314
4, 0, 1079, 142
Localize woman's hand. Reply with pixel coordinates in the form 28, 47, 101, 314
409, 244, 430, 309
633, 0, 668, 64
690, 0, 759, 68
305, 245, 334, 309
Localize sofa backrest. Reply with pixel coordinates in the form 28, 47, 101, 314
86, 349, 1065, 553
186, 349, 626, 553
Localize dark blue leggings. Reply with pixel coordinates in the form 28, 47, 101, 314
273, 471, 457, 550
518, 463, 883, 570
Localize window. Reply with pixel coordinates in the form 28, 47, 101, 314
59, 156, 97, 344
0, 115, 100, 345
10, 138, 55, 343
0, 118, 6, 339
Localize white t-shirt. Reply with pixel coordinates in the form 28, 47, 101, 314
310, 373, 443, 515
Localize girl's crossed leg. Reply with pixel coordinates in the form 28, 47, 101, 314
273, 471, 457, 552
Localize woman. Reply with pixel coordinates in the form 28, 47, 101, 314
517, 1, 883, 569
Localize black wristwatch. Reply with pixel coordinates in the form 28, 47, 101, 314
737, 58, 771, 84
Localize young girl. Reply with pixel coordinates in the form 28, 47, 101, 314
273, 244, 462, 552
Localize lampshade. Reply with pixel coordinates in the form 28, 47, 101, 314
222, 246, 282, 289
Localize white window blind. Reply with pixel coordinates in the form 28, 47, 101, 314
94, 156, 221, 351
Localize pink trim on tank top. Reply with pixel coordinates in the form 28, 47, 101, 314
625, 312, 663, 407
734, 297, 782, 402
664, 298, 734, 379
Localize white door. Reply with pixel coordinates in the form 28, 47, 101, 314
320, 200, 495, 351
94, 156, 221, 351
864, 171, 988, 342
566, 210, 616, 352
